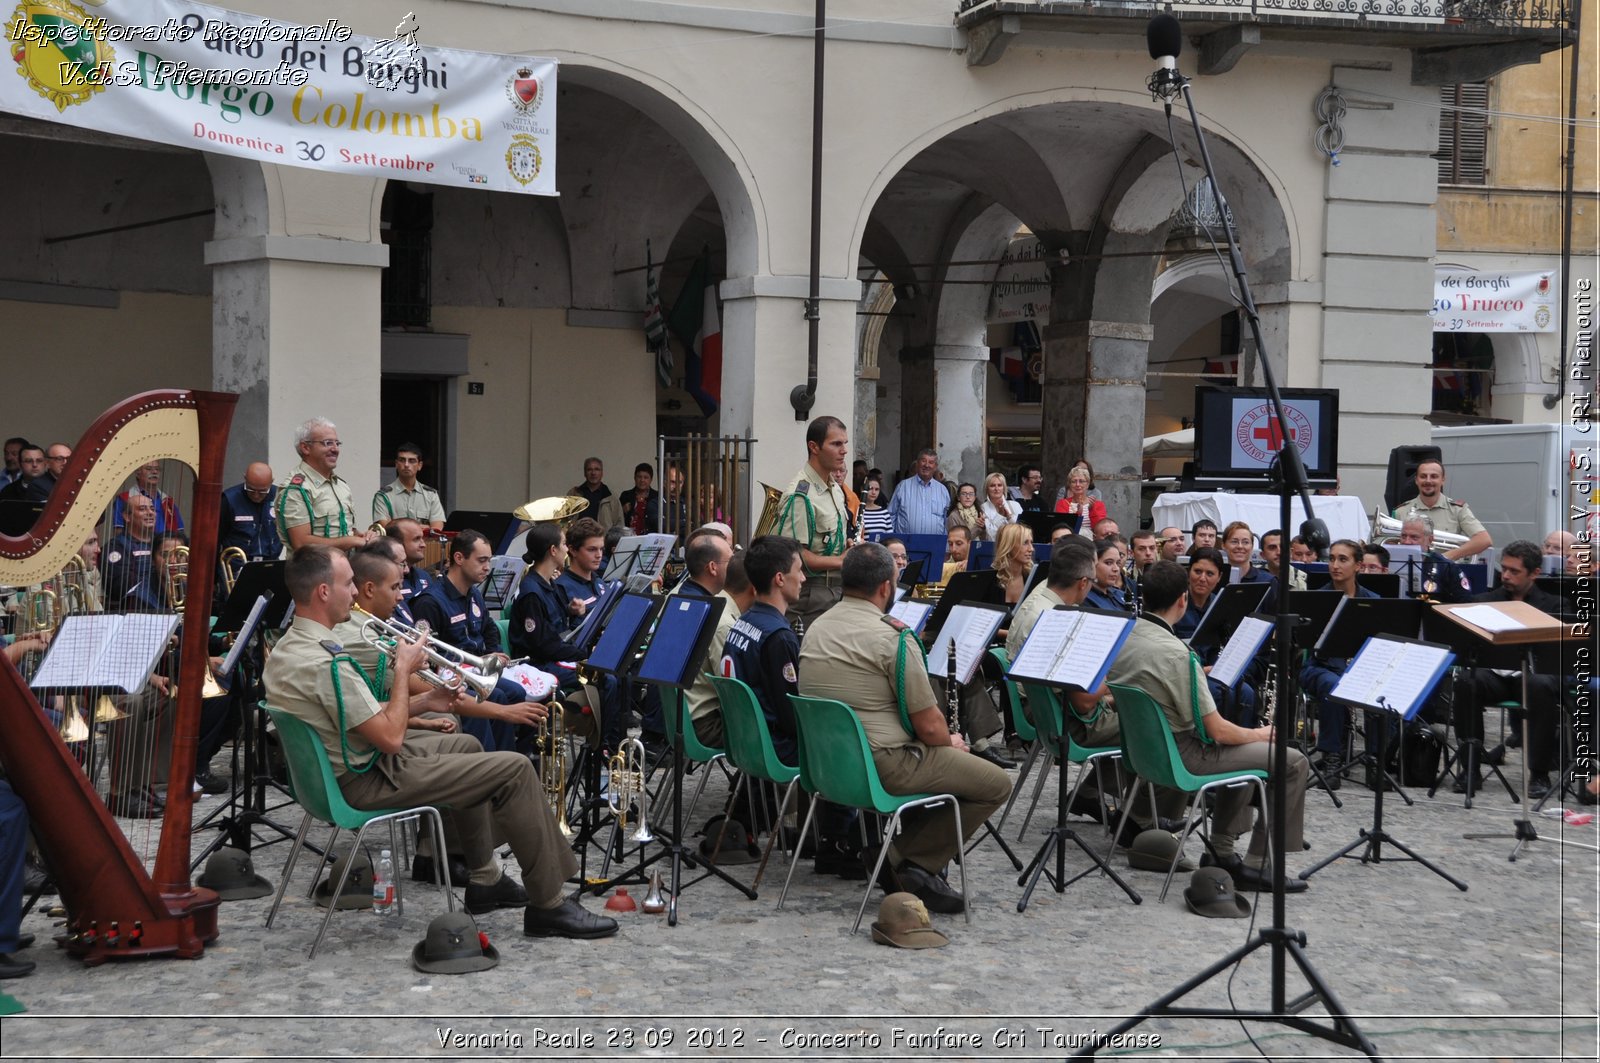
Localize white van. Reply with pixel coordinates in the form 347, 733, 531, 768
1430, 422, 1597, 549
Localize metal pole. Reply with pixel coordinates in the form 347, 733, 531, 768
791, 0, 825, 421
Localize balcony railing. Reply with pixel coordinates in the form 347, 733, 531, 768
955, 0, 1575, 32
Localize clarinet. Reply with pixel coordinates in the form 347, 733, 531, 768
946, 639, 961, 737
1124, 558, 1141, 616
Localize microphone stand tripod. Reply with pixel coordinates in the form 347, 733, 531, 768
1074, 58, 1377, 1060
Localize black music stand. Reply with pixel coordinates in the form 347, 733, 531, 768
1007, 605, 1141, 911
1312, 597, 1426, 799
924, 570, 1000, 638
1299, 635, 1467, 890
1186, 581, 1273, 653
932, 603, 1021, 871
626, 592, 759, 925
1420, 607, 1523, 808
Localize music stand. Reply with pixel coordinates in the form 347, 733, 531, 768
627, 593, 758, 925
1185, 581, 1273, 653
1439, 602, 1596, 861
1021, 511, 1074, 543
1312, 597, 1426, 798
444, 510, 517, 555
1299, 635, 1466, 891
603, 533, 677, 590
924, 570, 1000, 639
213, 562, 288, 632
1419, 606, 1524, 808
1006, 605, 1141, 910
898, 557, 926, 590
562, 579, 623, 655
898, 534, 946, 581
887, 597, 936, 636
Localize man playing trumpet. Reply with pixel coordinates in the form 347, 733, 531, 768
264, 545, 616, 938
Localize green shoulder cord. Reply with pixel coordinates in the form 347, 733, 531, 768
278, 482, 316, 545
328, 654, 381, 774
894, 627, 919, 736
376, 490, 395, 520
1067, 691, 1104, 726
1189, 651, 1213, 746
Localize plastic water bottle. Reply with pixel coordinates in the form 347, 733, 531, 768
372, 849, 395, 915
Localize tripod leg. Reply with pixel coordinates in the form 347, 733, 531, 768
1015, 830, 1061, 912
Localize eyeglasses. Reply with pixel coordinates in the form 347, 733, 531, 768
309, 439, 341, 448
244, 484, 272, 496
1225, 538, 1254, 547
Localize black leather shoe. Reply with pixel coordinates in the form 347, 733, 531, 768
861, 845, 902, 893
1202, 852, 1307, 893
1067, 792, 1109, 821
464, 872, 528, 914
1483, 744, 1507, 767
1527, 773, 1553, 801
193, 770, 229, 796
412, 854, 471, 888
23, 859, 51, 897
973, 744, 1017, 770
895, 862, 964, 915
1505, 728, 1523, 749
523, 897, 619, 939
109, 788, 163, 819
1156, 816, 1191, 834
0, 953, 35, 979
14, 934, 34, 950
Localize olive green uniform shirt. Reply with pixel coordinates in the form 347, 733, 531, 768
682, 587, 739, 724
776, 462, 848, 573
277, 460, 357, 545
372, 480, 446, 525
1393, 495, 1487, 539
262, 616, 381, 778
1106, 617, 1217, 736
798, 596, 936, 752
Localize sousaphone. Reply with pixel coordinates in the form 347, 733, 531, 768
514, 495, 588, 525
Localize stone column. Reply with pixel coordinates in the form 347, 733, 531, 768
1040, 319, 1154, 531
932, 343, 989, 487
718, 273, 860, 528
897, 344, 935, 475
205, 160, 387, 501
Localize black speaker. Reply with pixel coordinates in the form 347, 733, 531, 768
1384, 444, 1442, 514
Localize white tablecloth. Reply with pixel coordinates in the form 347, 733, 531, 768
1151, 492, 1369, 544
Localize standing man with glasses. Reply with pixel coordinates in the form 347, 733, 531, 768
277, 417, 371, 552
372, 442, 446, 531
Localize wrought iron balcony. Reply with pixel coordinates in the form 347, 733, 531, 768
955, 1, 1575, 79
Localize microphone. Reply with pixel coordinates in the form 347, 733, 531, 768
1145, 14, 1185, 102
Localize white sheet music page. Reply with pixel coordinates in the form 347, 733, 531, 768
98, 613, 180, 692
1058, 612, 1129, 688
1333, 638, 1451, 715
1009, 608, 1079, 684
1209, 616, 1273, 689
926, 604, 1003, 685
1452, 604, 1526, 634
889, 599, 932, 632
29, 614, 121, 690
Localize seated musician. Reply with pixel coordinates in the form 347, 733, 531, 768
263, 545, 616, 938
1299, 539, 1379, 790
1359, 543, 1391, 577
1454, 540, 1569, 801
941, 525, 971, 584
798, 542, 1011, 915
506, 524, 624, 752
991, 523, 1033, 608
1174, 547, 1226, 640
1128, 529, 1160, 576
411, 530, 540, 754
1107, 560, 1310, 891
1221, 522, 1274, 587
384, 518, 434, 623
1398, 515, 1471, 603
670, 528, 736, 750
1008, 543, 1187, 833
1084, 538, 1128, 612
103, 493, 157, 604
1261, 529, 1306, 591
723, 536, 804, 761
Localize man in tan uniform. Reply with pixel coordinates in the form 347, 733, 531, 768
799, 542, 1010, 914
775, 415, 853, 631
277, 417, 369, 553
1106, 560, 1309, 892
371, 442, 446, 529
263, 545, 616, 938
1392, 459, 1491, 560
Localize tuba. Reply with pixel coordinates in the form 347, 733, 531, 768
751, 483, 785, 540
1370, 506, 1470, 550
0, 388, 236, 963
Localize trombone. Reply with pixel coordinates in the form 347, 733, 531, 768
166, 546, 227, 699
219, 546, 248, 597
351, 607, 500, 701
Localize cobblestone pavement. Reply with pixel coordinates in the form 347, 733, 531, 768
3, 735, 1597, 1062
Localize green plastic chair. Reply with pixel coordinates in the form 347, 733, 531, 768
1016, 683, 1122, 841
495, 617, 511, 655
652, 686, 729, 831
1107, 683, 1271, 903
262, 706, 453, 958
707, 675, 802, 891
780, 695, 969, 933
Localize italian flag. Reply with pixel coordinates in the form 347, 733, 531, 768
668, 250, 722, 417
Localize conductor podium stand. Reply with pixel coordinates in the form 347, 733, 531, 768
1298, 634, 1466, 890
1005, 605, 1140, 911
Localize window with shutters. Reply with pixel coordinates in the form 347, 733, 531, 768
1434, 82, 1489, 186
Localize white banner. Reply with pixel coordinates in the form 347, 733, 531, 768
1, 0, 557, 195
1432, 268, 1557, 333
987, 235, 1050, 324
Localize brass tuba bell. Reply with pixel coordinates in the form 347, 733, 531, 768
751, 483, 785, 540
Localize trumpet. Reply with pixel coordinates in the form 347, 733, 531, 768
351, 607, 499, 701
607, 737, 653, 845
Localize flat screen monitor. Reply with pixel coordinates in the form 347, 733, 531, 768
1192, 386, 1340, 486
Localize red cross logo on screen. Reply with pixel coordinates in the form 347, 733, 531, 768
1235, 403, 1315, 465
1253, 418, 1295, 450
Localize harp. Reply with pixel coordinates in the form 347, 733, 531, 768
0, 389, 235, 964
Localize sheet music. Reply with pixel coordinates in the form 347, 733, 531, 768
481, 555, 524, 610
30, 613, 178, 693
1451, 604, 1526, 633
889, 599, 933, 634
1209, 616, 1273, 689
925, 604, 1003, 685
1332, 638, 1453, 716
893, 584, 909, 603
604, 534, 678, 582
1008, 609, 1133, 690
220, 595, 269, 676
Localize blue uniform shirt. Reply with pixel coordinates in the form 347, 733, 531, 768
218, 482, 281, 560
411, 576, 502, 657
506, 569, 572, 665
721, 601, 801, 762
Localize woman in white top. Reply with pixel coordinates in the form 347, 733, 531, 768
979, 472, 1022, 540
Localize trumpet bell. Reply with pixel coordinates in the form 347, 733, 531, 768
513, 495, 588, 524
93, 694, 127, 723
59, 704, 89, 744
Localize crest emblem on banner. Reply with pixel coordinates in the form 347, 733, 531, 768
6, 0, 114, 111
506, 66, 542, 114
505, 133, 542, 186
